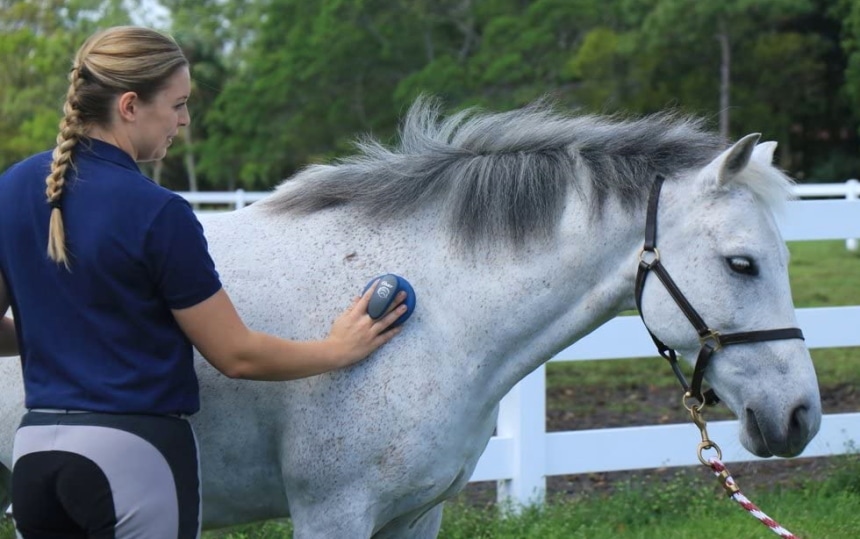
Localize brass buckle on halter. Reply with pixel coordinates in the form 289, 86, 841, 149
638, 247, 660, 267
698, 329, 722, 351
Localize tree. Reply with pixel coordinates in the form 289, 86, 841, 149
837, 0, 860, 120
8, 0, 849, 187
0, 0, 132, 171
197, 0, 438, 188
633, 0, 817, 139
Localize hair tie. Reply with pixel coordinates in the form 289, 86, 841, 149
49, 198, 62, 210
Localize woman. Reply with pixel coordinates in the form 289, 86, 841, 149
0, 26, 406, 538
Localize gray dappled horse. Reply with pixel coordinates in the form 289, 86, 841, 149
0, 98, 821, 537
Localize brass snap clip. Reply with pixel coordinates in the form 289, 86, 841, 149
684, 392, 722, 466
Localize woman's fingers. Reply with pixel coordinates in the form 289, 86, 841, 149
373, 300, 408, 333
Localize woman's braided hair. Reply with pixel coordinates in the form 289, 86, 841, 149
46, 26, 187, 268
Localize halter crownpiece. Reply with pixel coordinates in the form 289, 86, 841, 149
634, 175, 804, 405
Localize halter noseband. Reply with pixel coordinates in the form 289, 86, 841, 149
634, 175, 804, 405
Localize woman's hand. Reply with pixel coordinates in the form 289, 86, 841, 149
326, 283, 408, 367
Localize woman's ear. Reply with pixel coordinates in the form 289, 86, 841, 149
117, 91, 138, 122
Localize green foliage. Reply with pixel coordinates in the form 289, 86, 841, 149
0, 0, 133, 171
836, 0, 860, 107
2, 0, 859, 190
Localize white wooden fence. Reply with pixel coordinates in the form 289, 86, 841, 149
184, 180, 860, 506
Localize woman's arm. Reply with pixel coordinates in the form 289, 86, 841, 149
172, 285, 406, 381
0, 272, 18, 356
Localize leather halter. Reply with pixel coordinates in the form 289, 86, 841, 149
634, 175, 804, 405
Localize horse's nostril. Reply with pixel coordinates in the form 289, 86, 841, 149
791, 405, 806, 423
790, 405, 809, 436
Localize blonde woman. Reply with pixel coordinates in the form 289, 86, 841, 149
0, 26, 406, 538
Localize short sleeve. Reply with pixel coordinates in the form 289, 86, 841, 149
145, 197, 222, 309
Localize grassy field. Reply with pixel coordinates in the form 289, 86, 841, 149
1, 240, 857, 537
182, 453, 860, 539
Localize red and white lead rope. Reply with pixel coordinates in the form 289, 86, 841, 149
708, 458, 799, 539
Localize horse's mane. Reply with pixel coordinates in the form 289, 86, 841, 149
262, 97, 785, 247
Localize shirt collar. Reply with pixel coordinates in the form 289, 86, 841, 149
76, 137, 141, 174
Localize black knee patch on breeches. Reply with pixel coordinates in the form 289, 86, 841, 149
13, 451, 113, 538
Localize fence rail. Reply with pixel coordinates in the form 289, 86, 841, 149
183, 181, 860, 506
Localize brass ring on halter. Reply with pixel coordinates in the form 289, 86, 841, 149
698, 329, 723, 351
697, 440, 722, 466
638, 247, 660, 266
682, 391, 705, 413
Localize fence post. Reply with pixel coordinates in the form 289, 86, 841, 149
847, 179, 858, 252
235, 188, 247, 210
496, 364, 546, 511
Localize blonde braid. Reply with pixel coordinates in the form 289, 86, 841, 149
45, 66, 87, 268
44, 26, 188, 269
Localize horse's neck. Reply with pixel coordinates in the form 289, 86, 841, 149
435, 196, 646, 403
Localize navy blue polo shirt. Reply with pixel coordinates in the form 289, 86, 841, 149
0, 138, 222, 415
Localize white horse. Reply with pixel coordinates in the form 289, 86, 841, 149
0, 99, 821, 537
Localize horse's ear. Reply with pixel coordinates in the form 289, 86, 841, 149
709, 133, 761, 187
752, 140, 778, 165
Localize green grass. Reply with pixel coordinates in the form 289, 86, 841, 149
203, 521, 294, 538
2, 241, 857, 537
788, 240, 860, 307
193, 454, 860, 538
438, 464, 860, 538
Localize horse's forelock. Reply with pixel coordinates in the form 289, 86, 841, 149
262, 97, 733, 247
736, 161, 797, 213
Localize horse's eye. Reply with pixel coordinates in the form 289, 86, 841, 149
727, 256, 758, 276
